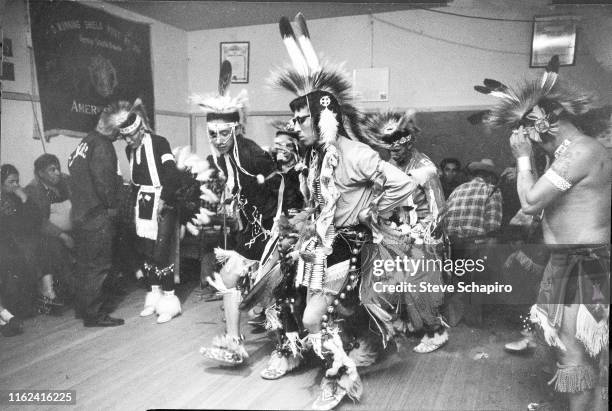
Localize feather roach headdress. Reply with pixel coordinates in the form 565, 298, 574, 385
269, 13, 366, 145
192, 60, 264, 184
97, 98, 152, 137
473, 55, 593, 142
191, 60, 249, 127
361, 109, 420, 150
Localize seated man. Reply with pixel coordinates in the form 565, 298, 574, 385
26, 154, 74, 313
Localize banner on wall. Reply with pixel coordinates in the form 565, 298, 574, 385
29, 1, 154, 139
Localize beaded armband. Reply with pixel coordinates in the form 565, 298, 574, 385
544, 169, 572, 191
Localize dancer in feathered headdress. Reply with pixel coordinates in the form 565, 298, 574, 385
361, 109, 448, 353
268, 119, 306, 213
194, 61, 286, 365
105, 98, 215, 324
474, 56, 610, 409
268, 14, 429, 410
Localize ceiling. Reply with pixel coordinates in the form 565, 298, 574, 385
112, 1, 448, 31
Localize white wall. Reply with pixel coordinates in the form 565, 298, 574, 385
1, 0, 190, 184
187, 0, 612, 156
3, 0, 611, 179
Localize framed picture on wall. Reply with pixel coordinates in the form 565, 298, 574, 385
220, 42, 249, 83
530, 15, 577, 67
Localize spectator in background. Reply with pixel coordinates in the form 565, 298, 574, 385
0, 164, 42, 319
439, 158, 464, 199
26, 154, 73, 314
443, 159, 502, 240
68, 105, 124, 328
442, 159, 503, 325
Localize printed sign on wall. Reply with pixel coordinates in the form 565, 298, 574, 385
29, 1, 154, 139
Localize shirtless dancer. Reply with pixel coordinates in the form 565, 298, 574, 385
476, 56, 610, 411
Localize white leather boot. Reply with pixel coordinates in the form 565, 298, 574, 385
140, 285, 162, 317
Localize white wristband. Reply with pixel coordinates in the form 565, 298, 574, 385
517, 156, 532, 172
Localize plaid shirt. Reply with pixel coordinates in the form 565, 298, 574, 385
442, 177, 502, 239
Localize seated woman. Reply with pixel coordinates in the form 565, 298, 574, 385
0, 164, 43, 318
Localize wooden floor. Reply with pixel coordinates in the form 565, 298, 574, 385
1, 283, 555, 411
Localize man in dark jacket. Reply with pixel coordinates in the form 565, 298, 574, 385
67, 105, 124, 327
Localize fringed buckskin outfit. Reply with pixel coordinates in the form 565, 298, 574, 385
268, 14, 425, 410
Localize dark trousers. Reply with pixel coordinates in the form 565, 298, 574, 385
40, 234, 76, 298
73, 212, 115, 320
446, 236, 496, 326
137, 207, 177, 292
